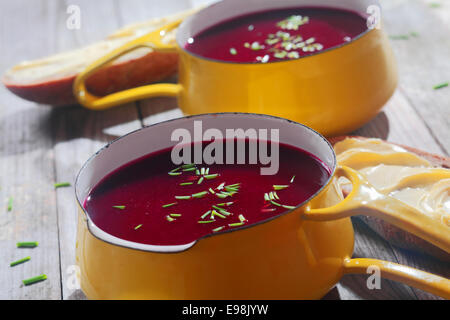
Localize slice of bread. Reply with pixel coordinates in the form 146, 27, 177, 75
2, 8, 198, 106
329, 136, 450, 262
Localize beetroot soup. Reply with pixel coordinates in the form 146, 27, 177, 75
184, 7, 368, 63
84, 140, 331, 246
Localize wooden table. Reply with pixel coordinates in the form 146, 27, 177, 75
0, 0, 448, 300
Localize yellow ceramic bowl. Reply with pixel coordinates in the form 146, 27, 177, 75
73, 0, 397, 137
75, 113, 449, 300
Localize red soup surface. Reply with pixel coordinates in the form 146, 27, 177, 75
184, 7, 368, 63
84, 140, 331, 246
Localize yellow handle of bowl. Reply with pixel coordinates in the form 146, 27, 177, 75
304, 166, 450, 298
304, 166, 450, 253
73, 20, 183, 110
342, 258, 450, 299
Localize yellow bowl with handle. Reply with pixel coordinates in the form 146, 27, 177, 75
75, 113, 449, 300
73, 0, 397, 137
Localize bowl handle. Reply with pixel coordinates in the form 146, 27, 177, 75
304, 166, 450, 254
304, 166, 450, 298
73, 20, 183, 110
342, 258, 450, 299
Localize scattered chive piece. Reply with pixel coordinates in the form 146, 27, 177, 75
264, 193, 270, 201
112, 205, 125, 210
170, 166, 181, 172
197, 177, 204, 185
205, 168, 210, 175
166, 216, 175, 222
208, 188, 215, 194
195, 169, 200, 175
10, 256, 31, 267
168, 172, 182, 176
282, 204, 296, 210
216, 202, 233, 207
198, 220, 215, 224
192, 191, 208, 198
216, 182, 225, 190
162, 202, 177, 208
212, 226, 225, 232
228, 222, 244, 227
7, 197, 13, 211
212, 210, 226, 219
183, 167, 197, 172
238, 214, 247, 222
180, 182, 194, 186
270, 200, 282, 207
175, 195, 191, 200
201, 210, 212, 219
200, 168, 206, 175
204, 174, 219, 180
134, 224, 143, 230
22, 274, 47, 286
170, 213, 181, 217
216, 193, 228, 199
16, 242, 38, 248
389, 34, 409, 40
290, 175, 296, 183
54, 182, 71, 189
433, 82, 448, 90
182, 164, 195, 169
273, 185, 289, 190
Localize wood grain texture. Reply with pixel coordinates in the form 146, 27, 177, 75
0, 0, 61, 299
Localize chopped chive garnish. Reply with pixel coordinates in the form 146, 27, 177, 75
10, 256, 30, 267
290, 175, 296, 183
182, 164, 195, 169
197, 177, 204, 185
212, 226, 225, 232
180, 182, 194, 186
433, 82, 448, 90
238, 214, 247, 222
168, 172, 182, 176
201, 210, 212, 219
175, 195, 191, 200
205, 168, 210, 175
212, 210, 226, 219
170, 213, 181, 217
112, 205, 125, 210
282, 204, 296, 210
228, 222, 244, 227
208, 188, 215, 194
7, 197, 13, 211
17, 242, 38, 248
134, 224, 143, 230
216, 202, 233, 207
270, 200, 282, 207
268, 192, 275, 200
216, 193, 228, 199
273, 192, 280, 200
261, 208, 276, 213
183, 167, 197, 172
264, 193, 270, 201
198, 220, 215, 224
192, 191, 208, 198
273, 185, 289, 190
54, 182, 71, 189
170, 166, 181, 172
217, 182, 225, 190
166, 216, 175, 222
162, 202, 177, 208
22, 274, 47, 286
200, 168, 206, 175
204, 174, 219, 180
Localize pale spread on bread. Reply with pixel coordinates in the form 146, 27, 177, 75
3, 8, 199, 84
334, 138, 450, 227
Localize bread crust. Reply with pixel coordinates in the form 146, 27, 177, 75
328, 135, 450, 262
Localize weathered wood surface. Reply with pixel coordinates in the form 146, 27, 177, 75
0, 0, 448, 300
